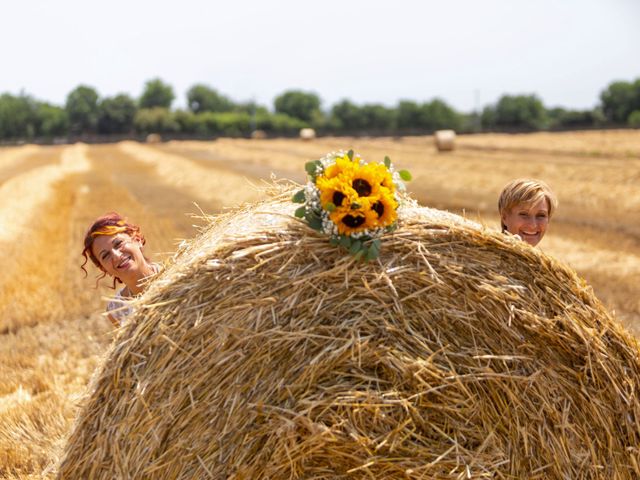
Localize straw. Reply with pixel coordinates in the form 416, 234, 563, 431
57, 185, 640, 479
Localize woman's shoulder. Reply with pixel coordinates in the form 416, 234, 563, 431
106, 287, 132, 322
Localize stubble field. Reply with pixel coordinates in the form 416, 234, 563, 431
0, 130, 639, 478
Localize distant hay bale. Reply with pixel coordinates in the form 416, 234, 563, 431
251, 129, 267, 140
434, 129, 456, 151
299, 127, 316, 141
57, 190, 640, 479
146, 133, 162, 144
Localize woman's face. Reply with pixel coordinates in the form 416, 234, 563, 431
501, 197, 550, 247
91, 233, 146, 283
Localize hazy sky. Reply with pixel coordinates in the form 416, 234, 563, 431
2, 0, 639, 112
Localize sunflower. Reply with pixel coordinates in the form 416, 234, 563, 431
368, 187, 398, 228
328, 197, 380, 236
322, 154, 358, 180
316, 175, 354, 210
349, 163, 395, 199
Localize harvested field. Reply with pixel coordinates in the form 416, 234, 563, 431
0, 129, 638, 478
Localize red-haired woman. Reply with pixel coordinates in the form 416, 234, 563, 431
82, 213, 160, 326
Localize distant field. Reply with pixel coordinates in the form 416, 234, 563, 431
0, 130, 639, 478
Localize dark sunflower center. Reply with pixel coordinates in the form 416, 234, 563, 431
332, 191, 346, 206
342, 215, 365, 228
372, 200, 384, 217
352, 179, 372, 197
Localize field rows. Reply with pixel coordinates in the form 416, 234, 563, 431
0, 130, 638, 477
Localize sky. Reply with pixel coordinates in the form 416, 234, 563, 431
2, 0, 639, 113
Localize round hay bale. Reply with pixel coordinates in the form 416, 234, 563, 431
146, 133, 162, 144
434, 129, 456, 151
299, 127, 316, 141
251, 129, 267, 140
57, 191, 640, 479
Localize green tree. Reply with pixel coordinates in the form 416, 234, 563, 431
547, 107, 599, 129
139, 78, 175, 109
255, 112, 305, 134
234, 101, 268, 116
65, 85, 99, 135
600, 79, 640, 123
480, 106, 497, 129
396, 100, 421, 129
134, 108, 178, 134
420, 99, 461, 130
173, 109, 199, 134
361, 104, 396, 131
0, 93, 39, 139
486, 94, 546, 130
97, 94, 136, 134
187, 84, 234, 113
36, 102, 69, 137
628, 110, 640, 127
331, 100, 365, 130
274, 90, 320, 122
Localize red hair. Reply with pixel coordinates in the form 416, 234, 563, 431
81, 212, 146, 288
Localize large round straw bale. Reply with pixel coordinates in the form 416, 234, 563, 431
251, 129, 267, 139
434, 129, 456, 151
146, 133, 162, 144
58, 190, 640, 479
299, 127, 316, 141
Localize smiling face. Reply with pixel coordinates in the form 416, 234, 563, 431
501, 197, 550, 247
91, 233, 147, 285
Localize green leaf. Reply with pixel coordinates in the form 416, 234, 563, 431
329, 237, 340, 246
384, 156, 391, 168
365, 246, 379, 261
339, 236, 351, 248
349, 240, 362, 254
353, 249, 365, 261
294, 206, 306, 218
305, 212, 323, 230
305, 161, 318, 176
347, 149, 354, 161
292, 189, 306, 203
324, 202, 336, 212
399, 169, 412, 181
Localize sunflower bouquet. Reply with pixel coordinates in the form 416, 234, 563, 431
293, 150, 411, 261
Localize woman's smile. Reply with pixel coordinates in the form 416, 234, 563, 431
116, 255, 133, 270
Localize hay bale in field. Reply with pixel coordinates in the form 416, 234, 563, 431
146, 133, 162, 144
251, 129, 267, 140
299, 127, 316, 140
434, 129, 456, 151
57, 190, 640, 479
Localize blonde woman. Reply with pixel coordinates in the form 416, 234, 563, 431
498, 179, 558, 247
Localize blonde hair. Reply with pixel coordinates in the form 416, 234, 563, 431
498, 179, 558, 232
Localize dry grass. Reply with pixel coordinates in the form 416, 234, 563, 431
0, 131, 637, 478
118, 141, 264, 207
57, 192, 640, 479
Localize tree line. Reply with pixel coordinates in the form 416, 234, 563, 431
1, 77, 639, 142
